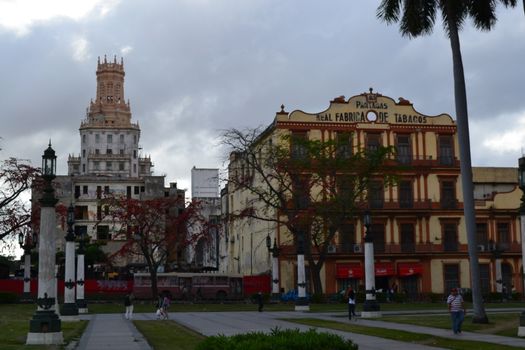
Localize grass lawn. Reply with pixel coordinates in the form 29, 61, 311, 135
87, 300, 525, 314
134, 320, 205, 350
286, 318, 524, 350
377, 312, 521, 338
0, 304, 88, 350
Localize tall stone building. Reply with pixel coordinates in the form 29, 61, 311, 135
46, 56, 185, 273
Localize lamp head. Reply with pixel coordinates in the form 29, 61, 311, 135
67, 203, 75, 227
42, 142, 57, 179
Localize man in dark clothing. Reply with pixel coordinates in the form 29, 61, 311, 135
347, 288, 357, 320
257, 291, 264, 312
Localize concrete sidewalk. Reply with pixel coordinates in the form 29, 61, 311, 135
75, 314, 151, 350
74, 310, 525, 350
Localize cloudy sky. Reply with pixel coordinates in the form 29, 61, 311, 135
1, 0, 524, 195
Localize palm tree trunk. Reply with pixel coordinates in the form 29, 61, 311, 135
446, 9, 488, 324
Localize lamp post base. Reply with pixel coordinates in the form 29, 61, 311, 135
518, 312, 525, 337
294, 297, 310, 311
77, 299, 88, 314
518, 326, 525, 337
270, 293, 280, 303
361, 299, 381, 318
60, 302, 79, 317
26, 331, 63, 345
27, 310, 63, 345
21, 292, 33, 303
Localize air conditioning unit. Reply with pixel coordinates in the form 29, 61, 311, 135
477, 244, 485, 252
353, 244, 363, 253
327, 245, 337, 253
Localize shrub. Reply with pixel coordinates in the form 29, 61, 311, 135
0, 292, 19, 304
196, 328, 358, 350
392, 292, 408, 303
427, 293, 444, 303
310, 293, 325, 304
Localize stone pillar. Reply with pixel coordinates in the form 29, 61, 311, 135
294, 232, 309, 311
26, 207, 63, 344
362, 220, 381, 318
27, 144, 63, 345
22, 252, 32, 300
60, 239, 78, 319
76, 244, 87, 313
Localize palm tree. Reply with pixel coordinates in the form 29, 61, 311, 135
377, 0, 517, 324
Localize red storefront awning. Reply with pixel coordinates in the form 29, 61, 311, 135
398, 262, 423, 277
375, 262, 395, 277
336, 264, 363, 279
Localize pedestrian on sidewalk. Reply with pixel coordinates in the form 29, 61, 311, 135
446, 288, 465, 334
257, 291, 264, 312
347, 287, 357, 320
124, 293, 134, 320
161, 294, 171, 320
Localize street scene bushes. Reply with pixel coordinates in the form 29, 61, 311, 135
0, 291, 18, 303
195, 328, 358, 350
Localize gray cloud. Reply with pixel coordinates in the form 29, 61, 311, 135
1, 0, 524, 189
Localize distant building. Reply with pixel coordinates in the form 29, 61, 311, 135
33, 56, 185, 274
185, 167, 221, 271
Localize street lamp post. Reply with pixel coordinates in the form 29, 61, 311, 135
517, 157, 525, 336
362, 211, 381, 318
27, 143, 63, 345
60, 203, 78, 319
266, 235, 280, 301
18, 228, 37, 301
295, 230, 309, 311
76, 230, 88, 313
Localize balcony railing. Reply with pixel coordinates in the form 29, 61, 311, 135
277, 242, 524, 256
441, 198, 458, 209
401, 242, 415, 253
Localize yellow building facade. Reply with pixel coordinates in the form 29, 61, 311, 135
224, 89, 523, 298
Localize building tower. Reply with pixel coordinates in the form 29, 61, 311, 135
68, 55, 152, 178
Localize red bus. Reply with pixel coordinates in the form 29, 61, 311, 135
133, 272, 243, 301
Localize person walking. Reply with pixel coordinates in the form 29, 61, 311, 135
124, 293, 134, 320
347, 287, 357, 320
257, 291, 264, 312
161, 294, 171, 320
447, 288, 466, 334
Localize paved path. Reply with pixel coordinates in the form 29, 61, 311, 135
74, 310, 525, 350
76, 314, 151, 350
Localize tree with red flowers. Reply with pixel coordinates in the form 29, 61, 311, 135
100, 194, 218, 299
0, 157, 40, 244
